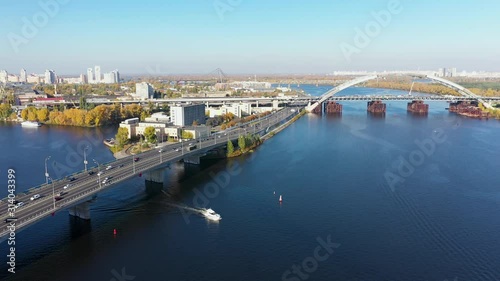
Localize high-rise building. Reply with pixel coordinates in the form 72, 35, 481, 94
103, 72, 114, 84
113, 70, 120, 83
87, 68, 94, 83
44, 70, 56, 84
136, 82, 154, 99
0, 70, 8, 83
170, 104, 206, 127
451, 68, 457, 77
20, 68, 27, 83
95, 66, 101, 83
80, 74, 86, 84
442, 68, 447, 77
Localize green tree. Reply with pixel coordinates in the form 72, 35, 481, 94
79, 96, 87, 110
227, 140, 234, 155
115, 127, 129, 148
238, 135, 246, 151
144, 126, 157, 143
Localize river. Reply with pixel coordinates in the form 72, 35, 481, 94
1, 86, 500, 281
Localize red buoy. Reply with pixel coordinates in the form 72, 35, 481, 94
113, 229, 117, 235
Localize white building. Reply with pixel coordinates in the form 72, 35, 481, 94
102, 70, 120, 84
170, 104, 206, 127
119, 118, 140, 139
103, 72, 114, 84
20, 69, 27, 83
95, 66, 101, 83
145, 112, 170, 123
27, 74, 41, 84
136, 82, 154, 99
0, 70, 8, 83
182, 126, 211, 139
207, 103, 252, 118
44, 70, 56, 84
113, 70, 120, 83
8, 75, 19, 83
87, 68, 94, 84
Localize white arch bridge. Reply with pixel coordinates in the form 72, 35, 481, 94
305, 74, 492, 112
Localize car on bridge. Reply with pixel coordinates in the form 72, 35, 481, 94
106, 165, 113, 170
30, 194, 40, 201
66, 176, 76, 182
88, 171, 95, 175
134, 157, 139, 162
14, 202, 24, 209
97, 171, 104, 176
63, 184, 72, 189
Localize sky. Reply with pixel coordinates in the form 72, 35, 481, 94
0, 0, 499, 75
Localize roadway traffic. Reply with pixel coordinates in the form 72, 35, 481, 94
0, 107, 300, 238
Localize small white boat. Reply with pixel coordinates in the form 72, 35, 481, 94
202, 208, 221, 221
21, 121, 41, 127
279, 195, 283, 203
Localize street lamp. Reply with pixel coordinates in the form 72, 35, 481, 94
93, 159, 100, 174
44, 156, 51, 184
48, 177, 55, 209
132, 156, 136, 174
93, 159, 102, 189
159, 149, 162, 163
83, 146, 89, 172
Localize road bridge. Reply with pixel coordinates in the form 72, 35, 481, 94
0, 108, 300, 242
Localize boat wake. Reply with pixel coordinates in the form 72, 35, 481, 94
161, 190, 221, 221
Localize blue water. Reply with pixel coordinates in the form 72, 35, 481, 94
1, 87, 500, 281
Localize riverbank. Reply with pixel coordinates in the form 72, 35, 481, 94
228, 109, 306, 158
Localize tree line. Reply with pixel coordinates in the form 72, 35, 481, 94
365, 81, 461, 96
20, 103, 145, 127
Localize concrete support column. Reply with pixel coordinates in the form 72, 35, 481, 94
184, 155, 201, 165
68, 201, 91, 220
145, 169, 164, 184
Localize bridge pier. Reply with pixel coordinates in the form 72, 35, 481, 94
145, 169, 164, 184
68, 201, 91, 220
407, 100, 429, 114
273, 100, 279, 109
184, 155, 201, 165
325, 101, 342, 114
367, 100, 386, 114
312, 102, 323, 114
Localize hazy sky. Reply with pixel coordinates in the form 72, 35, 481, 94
1, 0, 499, 75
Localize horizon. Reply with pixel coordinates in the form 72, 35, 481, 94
1, 0, 500, 74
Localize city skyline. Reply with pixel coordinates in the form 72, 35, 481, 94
1, 0, 500, 74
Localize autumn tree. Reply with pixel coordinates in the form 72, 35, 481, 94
181, 130, 194, 139
115, 127, 129, 148
0, 103, 12, 120
143, 126, 157, 143
36, 108, 49, 122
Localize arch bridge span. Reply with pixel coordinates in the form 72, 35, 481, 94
306, 73, 491, 112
